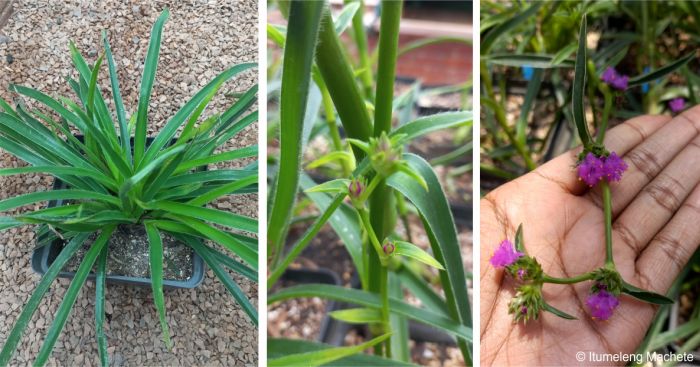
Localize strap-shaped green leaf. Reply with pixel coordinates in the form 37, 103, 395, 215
34, 227, 114, 365
268, 339, 416, 366
393, 240, 444, 270
390, 111, 471, 143
329, 307, 382, 324
572, 15, 592, 148
268, 284, 471, 340
95, 240, 109, 367
164, 169, 251, 188
269, 333, 391, 367
176, 146, 257, 174
485, 53, 574, 68
622, 280, 674, 304
0, 189, 121, 212
0, 166, 117, 191
179, 235, 258, 325
0, 233, 91, 365
268, 0, 325, 260
141, 62, 257, 166
386, 154, 472, 358
145, 224, 173, 349
155, 217, 257, 269
103, 30, 132, 164
627, 52, 695, 86
145, 201, 257, 233
481, 2, 542, 53
134, 9, 169, 165
186, 174, 258, 206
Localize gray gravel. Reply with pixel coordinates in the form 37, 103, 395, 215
0, 0, 258, 366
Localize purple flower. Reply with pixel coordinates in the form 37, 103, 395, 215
669, 98, 686, 113
602, 152, 628, 182
600, 67, 628, 90
577, 152, 628, 186
586, 287, 620, 321
578, 153, 606, 186
490, 239, 523, 268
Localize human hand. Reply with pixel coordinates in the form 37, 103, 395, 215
481, 106, 700, 366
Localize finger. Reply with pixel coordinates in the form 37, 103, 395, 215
534, 114, 670, 195
589, 105, 700, 215
610, 134, 700, 255
635, 182, 700, 293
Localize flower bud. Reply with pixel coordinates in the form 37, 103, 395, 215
369, 132, 402, 176
347, 177, 366, 208
382, 239, 395, 256
508, 284, 544, 323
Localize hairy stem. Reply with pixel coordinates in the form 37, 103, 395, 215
602, 181, 614, 265
543, 272, 595, 284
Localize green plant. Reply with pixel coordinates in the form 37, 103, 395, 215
480, 0, 696, 183
266, 1, 472, 365
0, 9, 258, 366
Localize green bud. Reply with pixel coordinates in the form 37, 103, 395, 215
508, 283, 545, 323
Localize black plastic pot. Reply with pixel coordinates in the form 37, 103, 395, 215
30, 135, 205, 289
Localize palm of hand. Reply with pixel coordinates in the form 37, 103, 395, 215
481, 109, 700, 366
481, 171, 655, 366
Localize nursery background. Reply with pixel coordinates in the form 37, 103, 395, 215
481, 0, 700, 362
266, 0, 472, 366
0, 1, 258, 365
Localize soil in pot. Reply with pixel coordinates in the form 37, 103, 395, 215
63, 224, 194, 281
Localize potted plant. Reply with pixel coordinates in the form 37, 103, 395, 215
0, 9, 258, 366
266, 1, 472, 365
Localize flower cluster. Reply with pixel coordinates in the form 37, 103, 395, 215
490, 239, 523, 267
577, 152, 628, 186
669, 98, 686, 113
601, 67, 629, 90
586, 284, 619, 321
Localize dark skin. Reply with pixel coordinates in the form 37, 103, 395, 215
481, 106, 700, 366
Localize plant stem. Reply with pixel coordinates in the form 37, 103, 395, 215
320, 83, 351, 176
596, 87, 613, 145
602, 180, 614, 265
368, 0, 403, 357
480, 61, 536, 170
347, 0, 374, 102
379, 266, 391, 357
361, 174, 384, 202
359, 208, 387, 265
268, 194, 346, 288
543, 272, 595, 284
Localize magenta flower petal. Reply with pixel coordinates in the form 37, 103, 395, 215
601, 67, 617, 84
602, 152, 628, 182
490, 239, 523, 268
577, 153, 605, 186
586, 288, 620, 321
669, 98, 686, 113
612, 75, 629, 90
600, 67, 628, 90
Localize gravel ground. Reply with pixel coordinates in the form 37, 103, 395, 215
0, 1, 258, 366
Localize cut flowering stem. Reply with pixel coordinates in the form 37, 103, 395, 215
542, 273, 594, 284
601, 181, 614, 265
